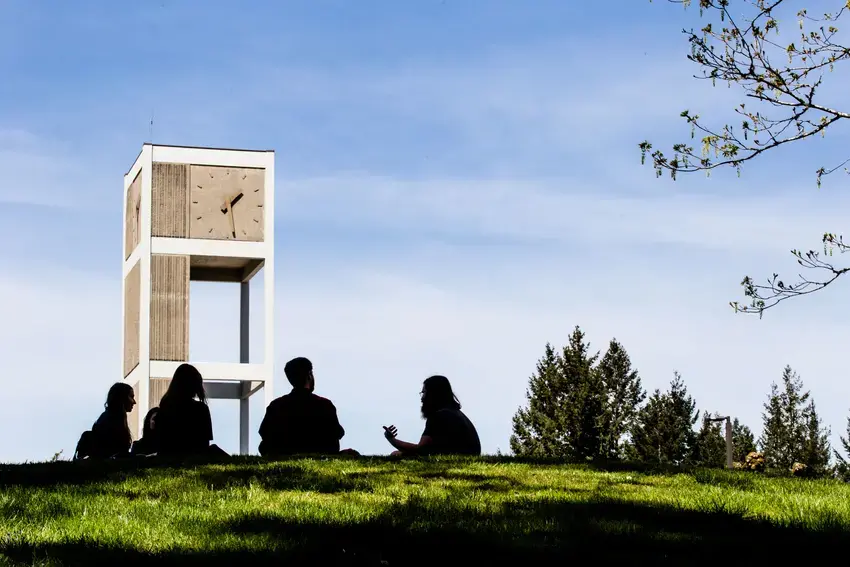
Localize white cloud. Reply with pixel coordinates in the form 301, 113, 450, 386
277, 172, 849, 255
0, 129, 104, 209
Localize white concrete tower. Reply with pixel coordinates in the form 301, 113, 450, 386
121, 144, 275, 455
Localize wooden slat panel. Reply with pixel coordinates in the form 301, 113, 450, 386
124, 171, 142, 259
123, 261, 141, 377
150, 378, 171, 409
151, 163, 189, 238
129, 381, 140, 441
150, 254, 189, 361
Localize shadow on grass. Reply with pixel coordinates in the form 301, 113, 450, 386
0, 457, 542, 498
0, 455, 706, 490
195, 463, 376, 494
2, 494, 847, 566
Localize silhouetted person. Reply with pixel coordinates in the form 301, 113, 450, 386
131, 407, 159, 456
258, 357, 347, 457
155, 364, 226, 458
88, 382, 136, 459
383, 375, 481, 456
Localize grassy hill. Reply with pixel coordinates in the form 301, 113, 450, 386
1, 456, 849, 565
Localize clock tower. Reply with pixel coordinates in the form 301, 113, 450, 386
121, 143, 275, 454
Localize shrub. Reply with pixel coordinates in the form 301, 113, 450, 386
744, 451, 765, 472
790, 462, 809, 477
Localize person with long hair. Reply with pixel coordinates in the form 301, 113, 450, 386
383, 375, 481, 456
154, 363, 220, 457
90, 382, 136, 458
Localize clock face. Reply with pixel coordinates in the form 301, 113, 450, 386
189, 165, 265, 241
125, 171, 142, 258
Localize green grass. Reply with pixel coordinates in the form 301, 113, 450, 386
1, 457, 849, 565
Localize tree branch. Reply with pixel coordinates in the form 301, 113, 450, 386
642, 0, 850, 316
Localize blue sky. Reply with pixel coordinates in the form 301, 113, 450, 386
3, 0, 850, 462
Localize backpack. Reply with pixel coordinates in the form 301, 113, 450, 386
74, 430, 94, 461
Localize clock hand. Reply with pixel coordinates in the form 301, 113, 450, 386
221, 192, 243, 213
219, 198, 237, 238
227, 202, 236, 238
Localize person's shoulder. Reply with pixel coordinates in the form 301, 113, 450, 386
311, 393, 337, 408
267, 393, 294, 409
434, 408, 460, 419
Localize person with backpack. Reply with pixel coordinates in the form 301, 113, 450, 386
75, 382, 136, 460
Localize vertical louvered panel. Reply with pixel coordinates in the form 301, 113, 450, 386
129, 381, 140, 441
150, 254, 189, 361
124, 171, 142, 259
151, 163, 189, 238
123, 261, 141, 377
150, 378, 171, 409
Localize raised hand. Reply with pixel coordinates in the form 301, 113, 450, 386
383, 425, 398, 441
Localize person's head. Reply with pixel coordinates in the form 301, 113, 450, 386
420, 375, 461, 419
105, 382, 136, 413
284, 357, 314, 391
161, 363, 206, 406
142, 407, 159, 438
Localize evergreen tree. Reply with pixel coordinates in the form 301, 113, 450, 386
759, 382, 788, 467
800, 400, 831, 472
731, 418, 756, 463
628, 372, 698, 465
557, 327, 602, 459
596, 339, 645, 460
510, 327, 605, 459
510, 344, 565, 457
759, 365, 816, 470
834, 412, 850, 481
692, 411, 727, 468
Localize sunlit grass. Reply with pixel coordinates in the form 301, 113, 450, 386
1, 457, 848, 564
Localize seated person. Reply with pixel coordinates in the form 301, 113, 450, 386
383, 375, 481, 456
131, 407, 159, 456
155, 364, 225, 458
258, 357, 348, 457
87, 382, 136, 459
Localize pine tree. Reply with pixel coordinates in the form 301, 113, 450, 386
759, 365, 812, 470
557, 327, 603, 460
731, 418, 756, 463
510, 344, 565, 457
692, 412, 727, 468
834, 412, 850, 481
800, 400, 831, 472
628, 372, 698, 465
511, 327, 613, 460
596, 339, 646, 460
759, 382, 787, 467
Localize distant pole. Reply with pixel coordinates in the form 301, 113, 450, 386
239, 281, 250, 455
709, 416, 734, 469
